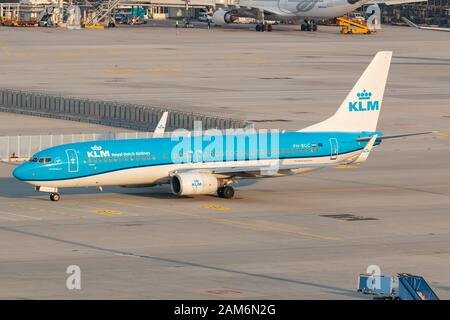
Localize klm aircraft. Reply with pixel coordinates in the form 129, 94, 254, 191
13, 52, 428, 201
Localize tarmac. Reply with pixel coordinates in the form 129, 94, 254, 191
0, 21, 449, 299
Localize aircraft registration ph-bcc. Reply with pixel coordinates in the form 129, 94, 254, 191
13, 52, 430, 201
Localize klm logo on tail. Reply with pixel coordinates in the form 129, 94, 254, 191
349, 90, 379, 112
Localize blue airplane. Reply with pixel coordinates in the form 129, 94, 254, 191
13, 52, 428, 201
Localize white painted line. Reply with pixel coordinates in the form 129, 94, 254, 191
0, 210, 42, 221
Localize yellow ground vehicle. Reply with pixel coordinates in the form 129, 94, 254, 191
336, 17, 373, 34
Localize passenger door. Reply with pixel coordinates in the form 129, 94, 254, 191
329, 138, 338, 160
65, 149, 79, 173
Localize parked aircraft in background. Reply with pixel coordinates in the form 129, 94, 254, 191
212, 0, 426, 32
13, 52, 430, 201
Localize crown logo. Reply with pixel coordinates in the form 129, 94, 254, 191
91, 145, 102, 151
357, 90, 372, 100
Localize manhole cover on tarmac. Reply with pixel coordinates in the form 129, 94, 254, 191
320, 214, 378, 221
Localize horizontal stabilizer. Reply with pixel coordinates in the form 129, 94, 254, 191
357, 131, 431, 142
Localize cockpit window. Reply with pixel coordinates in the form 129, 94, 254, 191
33, 157, 52, 164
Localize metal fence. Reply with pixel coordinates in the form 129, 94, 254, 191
0, 89, 251, 131
0, 131, 158, 160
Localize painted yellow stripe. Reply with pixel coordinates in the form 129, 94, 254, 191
147, 67, 178, 73
105, 68, 136, 73
333, 165, 358, 169
434, 132, 450, 137
202, 204, 231, 212
91, 209, 123, 215
85, 25, 105, 29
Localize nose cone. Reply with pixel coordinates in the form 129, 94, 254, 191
13, 163, 34, 181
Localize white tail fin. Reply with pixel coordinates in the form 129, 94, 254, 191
152, 111, 168, 138
300, 51, 392, 132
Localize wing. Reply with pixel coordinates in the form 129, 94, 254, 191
171, 158, 356, 178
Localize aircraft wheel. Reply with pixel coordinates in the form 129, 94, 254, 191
267, 24, 272, 32
256, 24, 261, 32
217, 187, 224, 198
312, 24, 318, 32
50, 193, 60, 202
221, 186, 235, 199
300, 24, 307, 31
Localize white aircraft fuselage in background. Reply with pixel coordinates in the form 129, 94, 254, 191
243, 0, 368, 20
213, 0, 370, 26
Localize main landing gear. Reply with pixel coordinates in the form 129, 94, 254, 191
50, 193, 60, 202
300, 20, 318, 32
217, 186, 235, 199
255, 23, 272, 32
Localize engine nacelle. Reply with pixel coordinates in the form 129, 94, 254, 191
171, 173, 221, 196
212, 9, 237, 25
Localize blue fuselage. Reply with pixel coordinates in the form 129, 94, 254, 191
13, 131, 381, 186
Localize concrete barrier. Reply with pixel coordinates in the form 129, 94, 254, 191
0, 89, 251, 131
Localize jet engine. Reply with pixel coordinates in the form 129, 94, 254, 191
212, 9, 238, 25
170, 172, 222, 196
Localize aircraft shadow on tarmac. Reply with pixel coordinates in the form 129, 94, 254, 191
0, 177, 258, 199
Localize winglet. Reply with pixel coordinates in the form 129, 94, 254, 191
152, 112, 168, 138
353, 135, 378, 164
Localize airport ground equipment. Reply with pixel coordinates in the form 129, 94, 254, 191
336, 17, 372, 34
85, 0, 121, 27
358, 273, 440, 300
